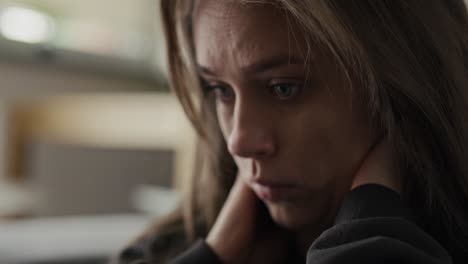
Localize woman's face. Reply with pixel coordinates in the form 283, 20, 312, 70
193, 1, 375, 231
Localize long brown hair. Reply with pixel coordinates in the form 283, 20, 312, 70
152, 0, 468, 261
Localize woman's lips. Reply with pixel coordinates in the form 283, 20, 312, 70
252, 182, 300, 202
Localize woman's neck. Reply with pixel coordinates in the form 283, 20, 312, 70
294, 218, 333, 259
295, 230, 319, 259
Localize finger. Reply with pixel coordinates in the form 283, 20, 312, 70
351, 138, 399, 192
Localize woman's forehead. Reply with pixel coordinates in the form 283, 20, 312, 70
193, 0, 286, 34
193, 0, 310, 70
193, 0, 280, 19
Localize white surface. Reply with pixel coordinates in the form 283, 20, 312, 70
132, 185, 180, 217
0, 180, 34, 216
0, 214, 152, 263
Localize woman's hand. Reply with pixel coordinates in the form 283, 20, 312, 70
205, 175, 257, 263
351, 137, 401, 193
206, 175, 291, 264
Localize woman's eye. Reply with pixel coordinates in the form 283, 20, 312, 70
200, 77, 235, 103
271, 83, 302, 100
212, 85, 235, 102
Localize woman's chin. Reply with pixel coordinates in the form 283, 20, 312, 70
266, 202, 316, 230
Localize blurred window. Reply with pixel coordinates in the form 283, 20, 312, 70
0, 0, 156, 62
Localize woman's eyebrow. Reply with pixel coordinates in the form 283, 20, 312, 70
245, 55, 305, 74
197, 54, 305, 76
198, 65, 216, 76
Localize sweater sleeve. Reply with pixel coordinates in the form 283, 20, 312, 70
306, 184, 453, 264
169, 240, 222, 264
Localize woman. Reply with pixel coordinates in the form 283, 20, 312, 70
114, 0, 468, 263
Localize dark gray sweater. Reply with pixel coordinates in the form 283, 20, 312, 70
116, 184, 454, 264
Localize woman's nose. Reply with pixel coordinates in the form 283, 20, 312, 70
227, 104, 276, 159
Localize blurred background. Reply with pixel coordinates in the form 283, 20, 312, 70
0, 1, 196, 263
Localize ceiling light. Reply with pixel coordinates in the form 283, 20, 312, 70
0, 6, 55, 44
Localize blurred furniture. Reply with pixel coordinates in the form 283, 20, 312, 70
25, 141, 174, 216
7, 94, 196, 189
0, 141, 181, 263
0, 93, 195, 263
